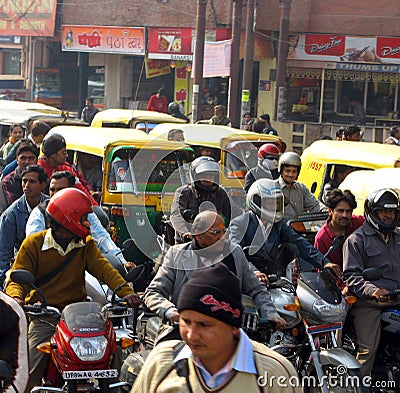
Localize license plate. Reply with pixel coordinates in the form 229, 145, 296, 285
62, 369, 118, 380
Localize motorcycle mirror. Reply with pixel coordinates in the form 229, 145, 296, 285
121, 238, 135, 251
125, 264, 145, 284
10, 269, 35, 285
324, 235, 345, 259
362, 268, 383, 281
0, 360, 13, 380
182, 209, 198, 222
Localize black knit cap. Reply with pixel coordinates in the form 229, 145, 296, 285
177, 263, 243, 327
42, 133, 66, 158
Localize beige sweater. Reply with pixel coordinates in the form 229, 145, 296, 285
131, 339, 301, 393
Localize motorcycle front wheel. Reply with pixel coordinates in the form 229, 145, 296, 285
66, 380, 77, 393
304, 365, 367, 393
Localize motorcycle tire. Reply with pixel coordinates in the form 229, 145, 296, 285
304, 365, 367, 393
66, 380, 77, 393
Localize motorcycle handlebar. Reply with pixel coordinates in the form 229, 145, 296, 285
23, 304, 61, 317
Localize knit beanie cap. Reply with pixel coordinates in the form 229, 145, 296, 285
42, 134, 66, 157
177, 263, 243, 327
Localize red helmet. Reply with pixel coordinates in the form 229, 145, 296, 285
257, 143, 281, 160
46, 188, 93, 238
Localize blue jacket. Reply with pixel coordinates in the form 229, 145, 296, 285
229, 211, 324, 273
0, 193, 48, 284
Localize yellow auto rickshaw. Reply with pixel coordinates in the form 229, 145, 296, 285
339, 168, 400, 215
298, 140, 400, 201
48, 125, 193, 263
149, 123, 286, 206
90, 108, 187, 131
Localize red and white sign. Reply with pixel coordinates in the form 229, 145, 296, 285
0, 0, 57, 37
376, 37, 400, 59
61, 25, 145, 55
304, 34, 345, 56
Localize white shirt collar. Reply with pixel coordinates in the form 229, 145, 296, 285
42, 229, 85, 256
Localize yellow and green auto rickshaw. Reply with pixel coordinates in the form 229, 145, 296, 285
90, 108, 187, 131
149, 123, 286, 206
48, 125, 193, 263
298, 140, 400, 201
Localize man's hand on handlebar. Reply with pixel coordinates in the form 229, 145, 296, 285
255, 271, 269, 286
167, 309, 180, 324
372, 288, 391, 303
123, 293, 142, 307
270, 316, 287, 330
324, 262, 342, 278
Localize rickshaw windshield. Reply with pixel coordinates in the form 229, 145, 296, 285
224, 140, 260, 178
61, 302, 107, 332
108, 148, 191, 193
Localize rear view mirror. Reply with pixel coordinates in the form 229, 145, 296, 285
10, 269, 35, 285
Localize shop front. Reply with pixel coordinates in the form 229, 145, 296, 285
278, 34, 400, 151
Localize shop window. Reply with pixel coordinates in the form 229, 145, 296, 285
337, 80, 365, 115
366, 81, 394, 117
2, 50, 20, 75
286, 78, 320, 121
88, 67, 105, 109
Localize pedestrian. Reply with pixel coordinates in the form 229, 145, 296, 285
259, 114, 278, 136
147, 88, 168, 113
0, 124, 24, 159
209, 105, 231, 126
80, 97, 99, 124
344, 125, 362, 142
384, 126, 400, 145
134, 262, 300, 393
350, 98, 366, 125
242, 112, 254, 131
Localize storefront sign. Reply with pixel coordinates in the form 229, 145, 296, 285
0, 0, 57, 36
148, 28, 193, 60
148, 27, 231, 60
288, 34, 400, 66
145, 58, 171, 79
334, 62, 400, 73
61, 25, 145, 55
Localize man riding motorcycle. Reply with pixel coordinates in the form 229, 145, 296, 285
343, 188, 400, 377
229, 179, 341, 281
5, 188, 140, 390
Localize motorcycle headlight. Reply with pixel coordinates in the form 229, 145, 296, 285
70, 336, 108, 361
312, 299, 347, 323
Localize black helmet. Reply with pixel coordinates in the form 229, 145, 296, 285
190, 156, 220, 193
364, 188, 400, 233
168, 101, 180, 114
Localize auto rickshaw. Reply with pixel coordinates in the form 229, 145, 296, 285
48, 125, 193, 263
339, 168, 400, 215
149, 123, 286, 206
298, 140, 400, 201
90, 108, 187, 131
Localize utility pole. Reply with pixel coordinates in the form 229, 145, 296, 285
192, 0, 207, 123
274, 0, 292, 121
228, 0, 243, 128
240, 0, 255, 128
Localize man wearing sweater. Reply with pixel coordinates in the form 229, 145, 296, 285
133, 263, 300, 393
5, 188, 140, 390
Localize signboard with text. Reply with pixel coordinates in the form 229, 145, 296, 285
289, 34, 400, 65
61, 25, 145, 55
0, 0, 57, 36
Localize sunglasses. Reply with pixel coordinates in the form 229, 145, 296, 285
207, 228, 227, 236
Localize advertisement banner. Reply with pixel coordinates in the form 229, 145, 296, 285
288, 34, 400, 66
61, 25, 145, 55
0, 0, 57, 36
202, 40, 231, 78
174, 61, 190, 114
145, 58, 171, 79
148, 27, 193, 60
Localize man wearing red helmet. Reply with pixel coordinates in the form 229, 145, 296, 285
6, 188, 140, 389
244, 143, 280, 193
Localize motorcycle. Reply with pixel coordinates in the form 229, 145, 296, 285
342, 268, 400, 392
10, 265, 145, 393
244, 236, 365, 393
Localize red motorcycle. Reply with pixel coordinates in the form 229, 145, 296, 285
11, 266, 144, 393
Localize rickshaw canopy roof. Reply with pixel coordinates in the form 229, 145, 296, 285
90, 109, 187, 127
48, 125, 192, 157
149, 123, 286, 151
0, 100, 62, 115
339, 168, 400, 215
301, 140, 400, 168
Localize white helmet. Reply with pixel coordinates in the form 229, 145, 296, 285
246, 179, 284, 223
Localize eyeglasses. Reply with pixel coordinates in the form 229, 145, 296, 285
207, 228, 227, 236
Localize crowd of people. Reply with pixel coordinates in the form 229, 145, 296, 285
0, 106, 399, 392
